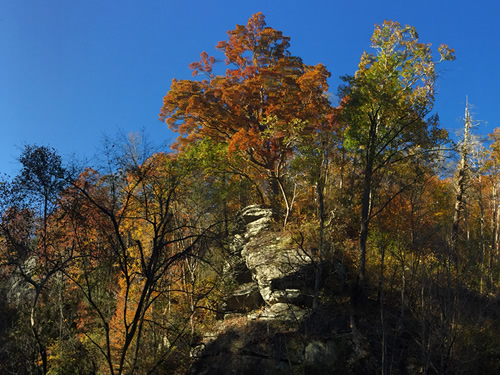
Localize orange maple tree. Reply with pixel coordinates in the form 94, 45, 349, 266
159, 13, 332, 200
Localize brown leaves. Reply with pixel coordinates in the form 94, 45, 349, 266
189, 51, 216, 77
159, 13, 332, 187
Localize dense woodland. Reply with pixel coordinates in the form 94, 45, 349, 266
1, 13, 499, 374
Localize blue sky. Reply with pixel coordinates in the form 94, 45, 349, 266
1, 0, 498, 175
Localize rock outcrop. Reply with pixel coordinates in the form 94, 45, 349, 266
189, 205, 371, 374
223, 205, 313, 318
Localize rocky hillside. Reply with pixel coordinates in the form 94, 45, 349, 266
189, 206, 377, 374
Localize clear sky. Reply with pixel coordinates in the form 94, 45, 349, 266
1, 0, 498, 176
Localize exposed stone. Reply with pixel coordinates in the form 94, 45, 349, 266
224, 282, 264, 313
242, 231, 312, 306
188, 310, 366, 375
189, 204, 392, 374
221, 205, 317, 316
249, 302, 308, 321
304, 340, 338, 365
191, 205, 344, 374
238, 204, 276, 226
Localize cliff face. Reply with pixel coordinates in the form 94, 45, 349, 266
229, 205, 313, 318
189, 206, 373, 374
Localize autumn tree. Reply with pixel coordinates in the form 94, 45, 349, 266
58, 139, 218, 374
483, 128, 500, 290
0, 145, 73, 374
338, 20, 454, 286
159, 13, 331, 209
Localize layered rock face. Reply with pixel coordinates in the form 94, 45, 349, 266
190, 206, 365, 374
226, 205, 313, 320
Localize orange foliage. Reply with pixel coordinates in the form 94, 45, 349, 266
159, 13, 332, 176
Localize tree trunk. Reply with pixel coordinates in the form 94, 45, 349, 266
359, 115, 378, 286
379, 239, 387, 375
313, 179, 325, 310
451, 101, 472, 255
31, 287, 48, 375
359, 146, 375, 286
490, 183, 498, 288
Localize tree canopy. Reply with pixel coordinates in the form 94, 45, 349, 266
338, 20, 454, 284
1, 14, 499, 375
159, 13, 332, 201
